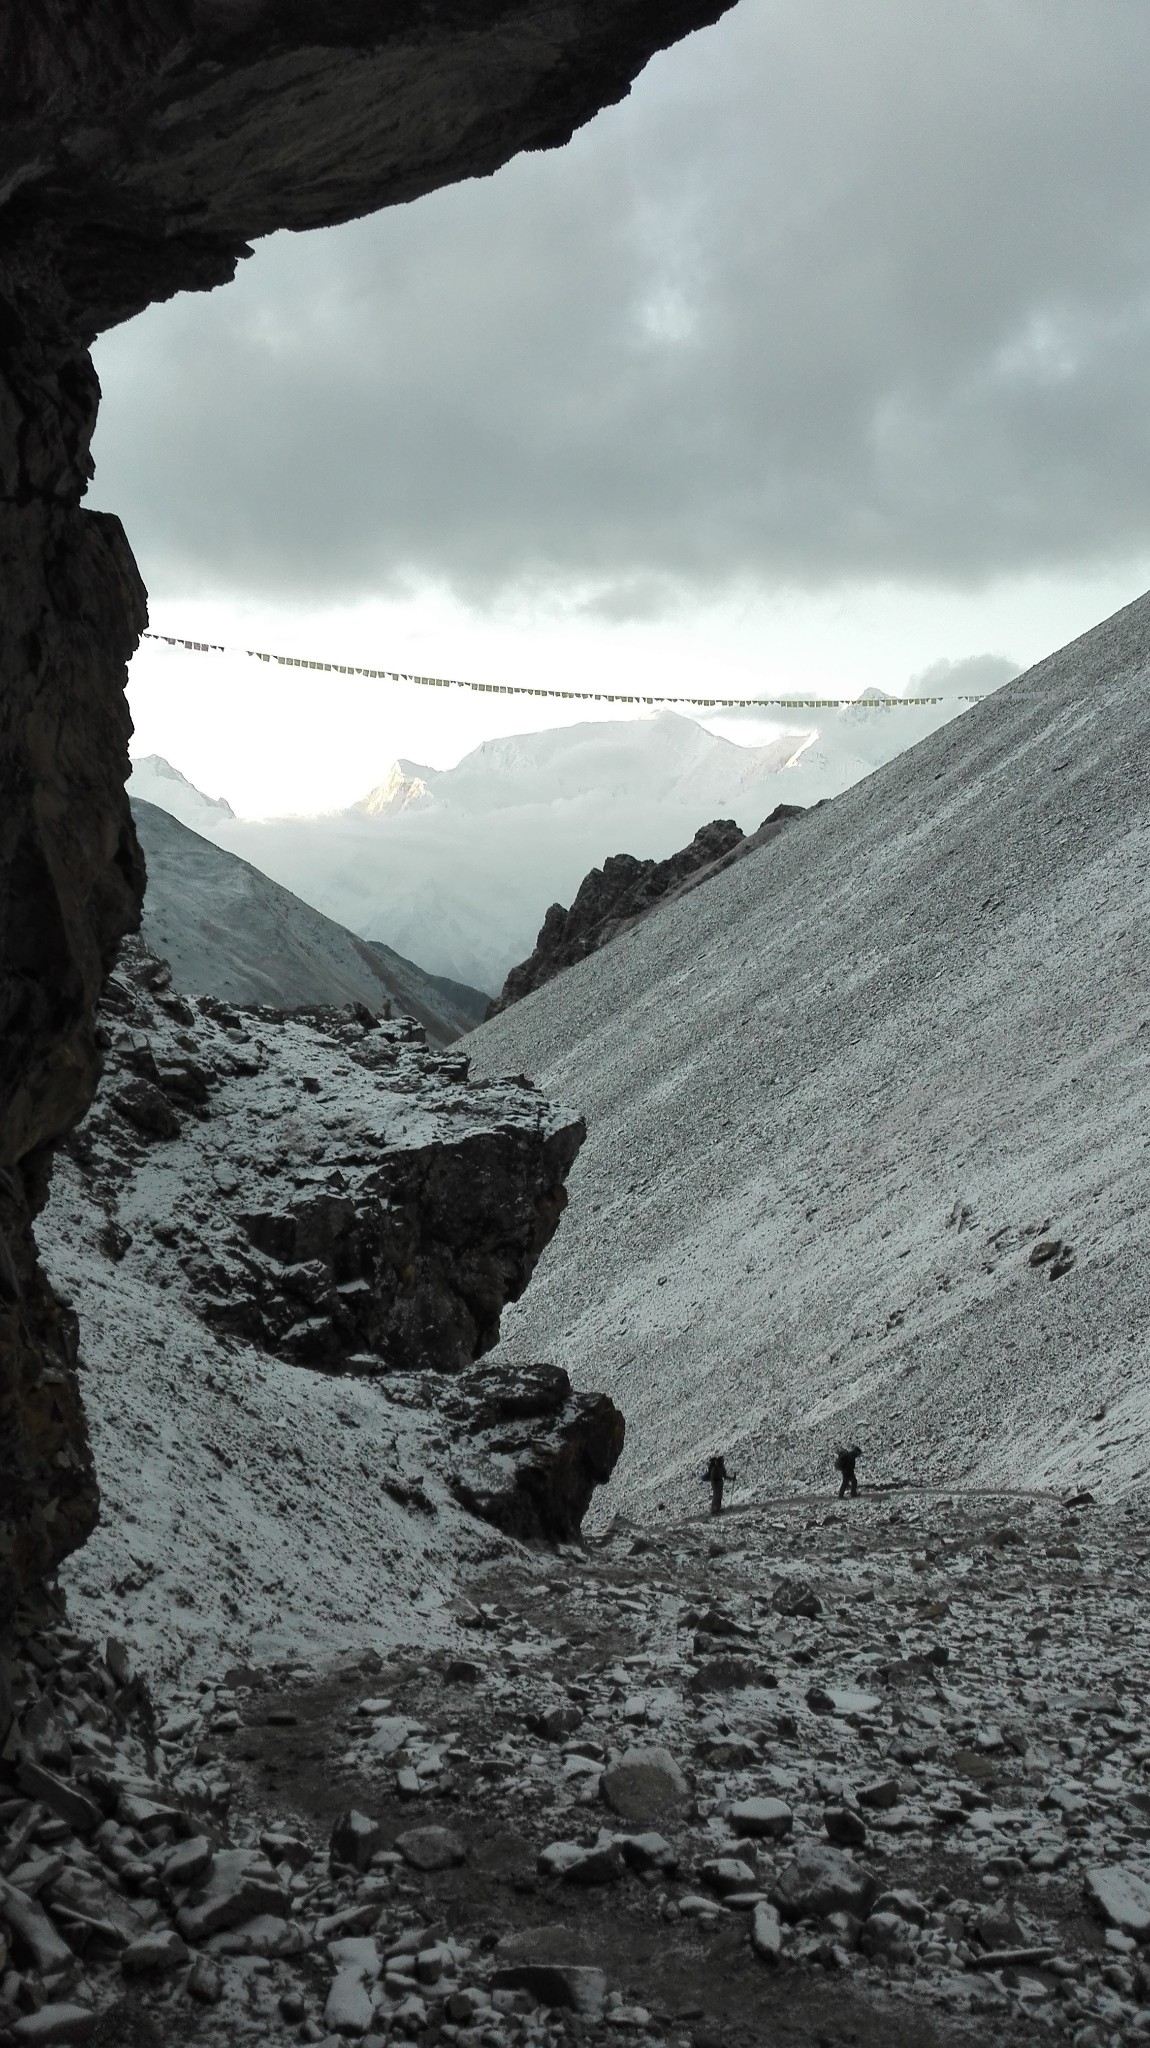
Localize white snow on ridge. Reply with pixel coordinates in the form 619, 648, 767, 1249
134, 704, 977, 992
469, 592, 1150, 1515
129, 752, 235, 826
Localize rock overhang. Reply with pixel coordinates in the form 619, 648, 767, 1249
3, 0, 737, 335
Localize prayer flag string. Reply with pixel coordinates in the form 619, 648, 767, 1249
140, 632, 987, 713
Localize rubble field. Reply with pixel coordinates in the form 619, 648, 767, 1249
4, 1486, 1149, 2048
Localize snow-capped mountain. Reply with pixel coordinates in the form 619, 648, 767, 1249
128, 751, 236, 826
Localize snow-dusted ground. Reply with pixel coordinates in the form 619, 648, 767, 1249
39, 965, 574, 1684
469, 591, 1150, 1515
132, 703, 979, 992
49, 1233, 494, 1685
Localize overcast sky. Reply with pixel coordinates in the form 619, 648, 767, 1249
91, 0, 1150, 806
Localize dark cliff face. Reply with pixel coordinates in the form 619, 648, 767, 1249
0, 0, 732, 1621
487, 807, 807, 1016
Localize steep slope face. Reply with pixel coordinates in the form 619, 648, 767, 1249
488, 805, 806, 1015
134, 798, 487, 1044
0, 0, 728, 1622
469, 591, 1150, 1513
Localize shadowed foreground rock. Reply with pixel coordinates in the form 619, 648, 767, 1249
443, 1362, 625, 1542
488, 806, 806, 1015
0, 0, 732, 1621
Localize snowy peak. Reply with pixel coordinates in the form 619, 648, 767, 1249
396, 713, 801, 817
352, 760, 437, 817
128, 753, 235, 826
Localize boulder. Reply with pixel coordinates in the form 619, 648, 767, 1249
600, 1746, 690, 1825
446, 1363, 624, 1542
120, 1929, 191, 1974
701, 1857, 756, 1896
394, 1826, 466, 1873
688, 1657, 776, 1694
9, 2007, 97, 2045
771, 1581, 822, 1619
492, 1964, 607, 2016
823, 1806, 867, 1847
858, 1777, 900, 1810
175, 1849, 289, 1942
751, 1901, 783, 1963
161, 1836, 215, 1888
806, 1686, 881, 1719
772, 1845, 878, 1923
331, 1809, 382, 1871
1084, 1866, 1150, 1939
110, 1078, 180, 1140
325, 1970, 376, 2036
729, 1797, 792, 1840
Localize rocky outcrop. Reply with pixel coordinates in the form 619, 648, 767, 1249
1, 0, 731, 1619
67, 938, 583, 1378
488, 806, 807, 1015
441, 1362, 625, 1543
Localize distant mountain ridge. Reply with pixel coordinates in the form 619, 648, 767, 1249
132, 714, 819, 990
132, 799, 487, 1044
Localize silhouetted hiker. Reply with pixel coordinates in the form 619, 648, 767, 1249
705, 1454, 730, 1516
835, 1445, 861, 1498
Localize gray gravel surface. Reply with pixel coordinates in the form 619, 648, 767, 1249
468, 591, 1150, 1514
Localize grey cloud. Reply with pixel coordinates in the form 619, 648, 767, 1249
90, 0, 1150, 609
908, 656, 1020, 698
